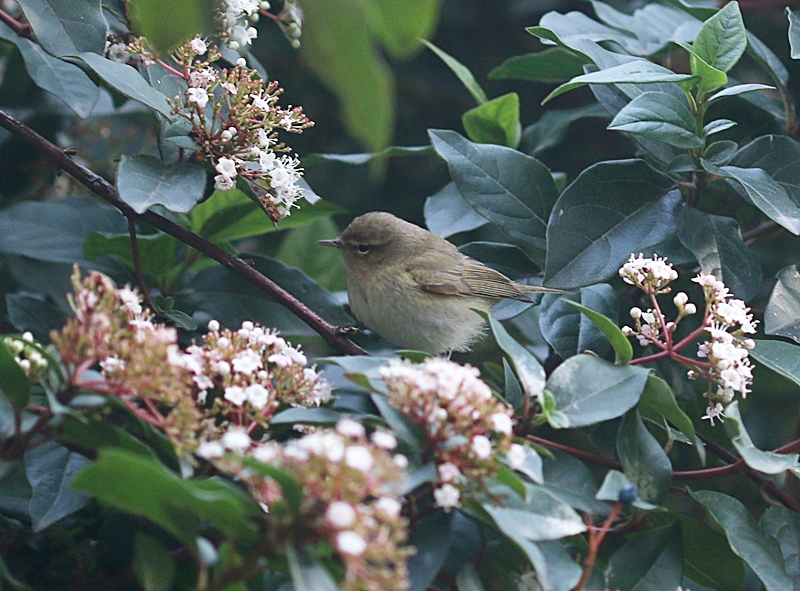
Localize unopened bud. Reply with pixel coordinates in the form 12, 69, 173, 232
630, 307, 642, 320
684, 303, 697, 315
673, 292, 688, 306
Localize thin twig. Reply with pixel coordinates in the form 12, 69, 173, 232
0, 109, 367, 356
127, 216, 158, 312
0, 9, 31, 38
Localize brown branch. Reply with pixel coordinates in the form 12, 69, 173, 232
0, 10, 31, 38
0, 109, 367, 357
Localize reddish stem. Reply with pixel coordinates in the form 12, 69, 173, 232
574, 502, 622, 591
0, 9, 31, 38
650, 293, 672, 349
156, 58, 185, 79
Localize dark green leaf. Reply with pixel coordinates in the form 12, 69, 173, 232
407, 511, 453, 591
128, 0, 215, 54
693, 2, 747, 73
275, 217, 348, 292
545, 354, 649, 428
747, 31, 788, 86
543, 61, 697, 104
703, 120, 737, 135
424, 182, 487, 238
0, 21, 99, 118
706, 83, 774, 105
677, 207, 761, 300
24, 441, 90, 532
760, 506, 800, 588
701, 160, 800, 235
0, 340, 31, 409
57, 416, 160, 461
541, 452, 610, 515
565, 298, 632, 365
286, 544, 338, 591
690, 489, 792, 591
703, 140, 738, 165
639, 375, 696, 444
489, 49, 590, 83
362, 0, 440, 58
545, 160, 680, 289
117, 155, 207, 214
486, 313, 546, 403
239, 458, 303, 515
539, 284, 617, 360
502, 359, 524, 410
750, 339, 800, 387
84, 231, 177, 277
617, 410, 672, 504
462, 93, 521, 148
303, 145, 432, 166
133, 532, 175, 591
270, 407, 345, 426
0, 554, 35, 591
458, 242, 540, 279
6, 294, 66, 343
724, 400, 798, 474
78, 52, 173, 117
482, 486, 586, 542
455, 562, 485, 591
608, 91, 703, 149
789, 9, 800, 59
520, 104, 609, 156
429, 129, 558, 264
72, 449, 259, 545
17, 0, 107, 56
422, 40, 487, 105
606, 522, 683, 591
596, 470, 656, 510
764, 265, 800, 343
681, 514, 745, 591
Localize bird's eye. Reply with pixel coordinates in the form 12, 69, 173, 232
356, 244, 370, 254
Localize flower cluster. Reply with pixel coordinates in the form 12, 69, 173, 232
619, 255, 758, 425
210, 420, 412, 591
380, 358, 525, 509
217, 0, 263, 50
173, 318, 330, 440
692, 273, 756, 424
169, 37, 314, 223
4, 332, 49, 382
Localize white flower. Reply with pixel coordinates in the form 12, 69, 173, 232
673, 292, 688, 306
222, 428, 251, 451
208, 319, 220, 332
187, 87, 209, 108
491, 412, 513, 435
393, 454, 409, 469
224, 385, 247, 406
374, 497, 401, 518
471, 435, 492, 459
119, 286, 143, 315
251, 443, 278, 463
433, 484, 461, 509
215, 157, 238, 179
214, 174, 235, 191
336, 418, 365, 438
245, 383, 269, 409
345, 446, 374, 472
232, 349, 262, 375
438, 462, 461, 483
336, 531, 367, 556
630, 307, 642, 320
196, 440, 225, 459
370, 431, 397, 450
190, 37, 208, 55
507, 444, 527, 469
325, 501, 356, 528
100, 355, 125, 373
216, 360, 231, 376
189, 68, 216, 88
702, 403, 725, 425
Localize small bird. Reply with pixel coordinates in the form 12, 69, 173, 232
318, 212, 563, 354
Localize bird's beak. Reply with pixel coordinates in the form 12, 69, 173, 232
317, 238, 342, 248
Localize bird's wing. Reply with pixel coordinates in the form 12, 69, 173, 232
409, 257, 533, 302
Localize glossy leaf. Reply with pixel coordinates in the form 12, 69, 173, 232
706, 83, 774, 105
565, 298, 632, 365
545, 159, 680, 289
17, 0, 107, 56
749, 339, 800, 387
24, 442, 91, 532
543, 60, 697, 104
521, 103, 609, 156
692, 2, 747, 73
764, 265, 800, 343
0, 341, 31, 409
608, 91, 702, 149
639, 375, 696, 444
677, 41, 728, 96
724, 401, 798, 474
286, 544, 338, 591
486, 313, 546, 403
760, 506, 800, 588
117, 155, 207, 214
429, 129, 558, 264
539, 284, 617, 360
422, 40, 487, 105
541, 452, 611, 515
789, 9, 800, 59
6, 294, 66, 343
133, 533, 175, 591
455, 563, 485, 591
84, 231, 177, 277
362, 0, 441, 57
596, 470, 656, 510
677, 207, 761, 300
489, 49, 590, 83
482, 486, 586, 542
747, 30, 788, 86
407, 511, 453, 591
606, 522, 683, 591
681, 514, 745, 591
128, 0, 215, 54
424, 182, 487, 238
617, 410, 672, 504
462, 92, 521, 148
690, 490, 792, 591
545, 354, 649, 428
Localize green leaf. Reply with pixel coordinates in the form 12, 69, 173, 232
57, 416, 161, 462
703, 140, 738, 165
304, 145, 432, 166
724, 400, 799, 474
0, 21, 99, 118
428, 129, 558, 264
521, 103, 609, 156
693, 1, 747, 73
788, 9, 800, 59
0, 554, 35, 591
677, 41, 728, 96
128, 0, 215, 54
760, 506, 800, 587
6, 294, 65, 343
764, 265, 800, 343
72, 449, 260, 546
83, 231, 177, 277
462, 92, 521, 148
482, 486, 586, 542
24, 441, 90, 532
681, 514, 745, 591
690, 489, 792, 591
605, 522, 683, 591
747, 30, 788, 86
421, 40, 487, 105
706, 83, 775, 105
539, 284, 618, 360
701, 160, 800, 235
485, 313, 546, 404
0, 341, 31, 409
543, 60, 697, 104
239, 458, 303, 515
276, 218, 348, 292
489, 49, 591, 83
455, 563, 485, 591
133, 532, 175, 591
458, 242, 539, 280
407, 511, 453, 591
361, 0, 441, 57
78, 52, 173, 117
541, 452, 610, 515
117, 155, 207, 215
750, 339, 800, 387
595, 470, 655, 510
424, 182, 487, 238
617, 410, 672, 504
286, 544, 338, 591
545, 354, 649, 428
677, 207, 761, 300
501, 359, 524, 410
639, 375, 696, 444
301, 0, 394, 152
545, 159, 680, 289
16, 0, 107, 56
565, 299, 632, 365
609, 91, 702, 149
